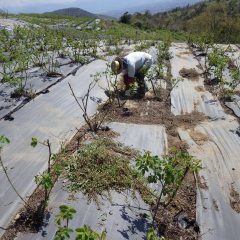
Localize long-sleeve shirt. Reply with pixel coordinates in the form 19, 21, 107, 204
123, 52, 153, 77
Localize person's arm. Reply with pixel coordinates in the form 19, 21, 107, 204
144, 55, 153, 68
124, 74, 135, 89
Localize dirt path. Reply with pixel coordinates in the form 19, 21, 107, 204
0, 60, 108, 237
170, 42, 240, 240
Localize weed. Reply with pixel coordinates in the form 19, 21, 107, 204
64, 137, 148, 202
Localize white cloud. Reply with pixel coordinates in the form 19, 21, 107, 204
0, 0, 77, 8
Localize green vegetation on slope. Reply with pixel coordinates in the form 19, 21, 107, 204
120, 0, 240, 43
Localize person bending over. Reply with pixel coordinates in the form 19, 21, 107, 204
111, 51, 153, 98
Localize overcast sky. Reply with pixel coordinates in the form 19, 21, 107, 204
0, 0, 197, 13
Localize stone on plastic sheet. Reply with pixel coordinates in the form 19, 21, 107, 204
178, 117, 240, 240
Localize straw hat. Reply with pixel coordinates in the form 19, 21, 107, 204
111, 57, 123, 75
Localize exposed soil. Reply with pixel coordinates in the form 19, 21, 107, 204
1, 148, 72, 240
230, 185, 240, 213
155, 172, 199, 240
195, 86, 205, 92
189, 130, 209, 145
1, 188, 46, 240
179, 68, 200, 81
99, 96, 206, 151
196, 175, 208, 190
46, 72, 63, 78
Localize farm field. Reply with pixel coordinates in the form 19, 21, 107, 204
0, 13, 240, 240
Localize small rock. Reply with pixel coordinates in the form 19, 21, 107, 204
124, 100, 139, 109
14, 214, 20, 221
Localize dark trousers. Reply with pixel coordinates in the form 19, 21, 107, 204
135, 71, 147, 97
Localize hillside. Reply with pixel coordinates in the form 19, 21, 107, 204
121, 0, 240, 43
45, 7, 97, 18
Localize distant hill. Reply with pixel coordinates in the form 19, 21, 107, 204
103, 0, 202, 18
45, 7, 114, 20
45, 7, 97, 18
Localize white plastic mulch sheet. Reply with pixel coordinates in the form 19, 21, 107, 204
0, 60, 108, 237
170, 43, 225, 120
178, 118, 240, 240
170, 42, 240, 240
225, 95, 240, 118
16, 123, 168, 240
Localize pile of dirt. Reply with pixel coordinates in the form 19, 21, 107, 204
179, 68, 200, 81
155, 172, 199, 239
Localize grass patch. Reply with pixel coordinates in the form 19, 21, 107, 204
64, 137, 152, 202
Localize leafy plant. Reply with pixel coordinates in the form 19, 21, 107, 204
208, 46, 230, 84
134, 40, 155, 51
55, 205, 77, 227
54, 205, 106, 240
146, 41, 172, 98
147, 228, 166, 240
31, 137, 62, 209
230, 65, 240, 91
136, 150, 201, 225
94, 64, 123, 107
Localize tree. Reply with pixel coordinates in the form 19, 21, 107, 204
119, 12, 132, 24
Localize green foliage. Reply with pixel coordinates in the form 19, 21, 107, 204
121, 0, 240, 43
207, 46, 230, 89
55, 205, 77, 227
31, 137, 62, 209
55, 227, 74, 240
93, 64, 123, 107
0, 135, 10, 149
146, 228, 166, 240
31, 137, 38, 147
134, 41, 155, 51
230, 66, 240, 90
119, 12, 132, 24
146, 41, 172, 98
54, 205, 106, 240
75, 226, 106, 240
208, 47, 229, 75
35, 173, 53, 190
136, 150, 201, 207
